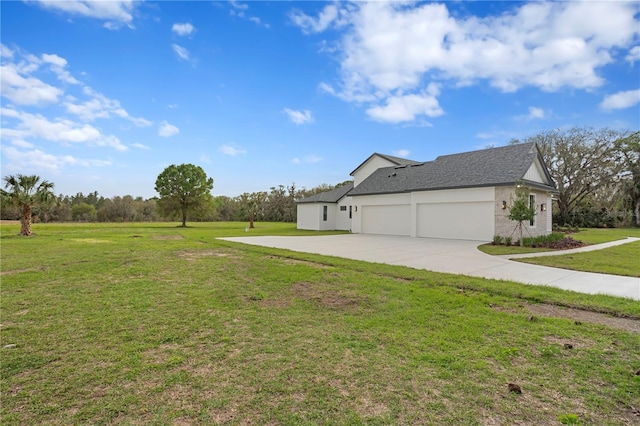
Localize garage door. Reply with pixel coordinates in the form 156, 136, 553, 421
362, 204, 411, 236
417, 202, 494, 241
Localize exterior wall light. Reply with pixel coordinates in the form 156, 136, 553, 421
501, 201, 507, 210
541, 203, 546, 212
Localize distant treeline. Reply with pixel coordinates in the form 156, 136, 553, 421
0, 182, 351, 224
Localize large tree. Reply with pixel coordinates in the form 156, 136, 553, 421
616, 131, 640, 225
1, 174, 55, 236
519, 127, 627, 225
154, 164, 214, 227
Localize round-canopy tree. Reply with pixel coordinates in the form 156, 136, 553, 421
1, 174, 55, 236
155, 164, 214, 227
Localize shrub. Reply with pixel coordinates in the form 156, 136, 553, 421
522, 233, 566, 247
492, 235, 504, 245
504, 236, 512, 246
558, 413, 581, 425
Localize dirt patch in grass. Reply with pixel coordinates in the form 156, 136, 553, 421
1, 267, 46, 275
293, 282, 365, 311
527, 304, 640, 334
178, 249, 241, 261
268, 255, 332, 269
152, 235, 184, 240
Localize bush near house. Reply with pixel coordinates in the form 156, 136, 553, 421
493, 233, 584, 250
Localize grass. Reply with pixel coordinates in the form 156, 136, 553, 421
516, 241, 640, 278
479, 228, 640, 277
2, 222, 639, 425
478, 228, 640, 277
569, 228, 640, 245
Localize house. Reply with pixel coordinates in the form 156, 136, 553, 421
296, 182, 354, 231
296, 143, 557, 241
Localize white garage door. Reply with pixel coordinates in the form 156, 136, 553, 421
417, 202, 494, 241
362, 204, 411, 236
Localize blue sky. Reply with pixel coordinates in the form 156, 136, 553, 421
1, 1, 639, 198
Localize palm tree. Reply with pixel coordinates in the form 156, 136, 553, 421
1, 175, 55, 236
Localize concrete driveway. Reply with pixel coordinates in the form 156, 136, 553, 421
220, 234, 640, 300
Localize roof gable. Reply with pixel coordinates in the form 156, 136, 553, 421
350, 153, 419, 177
349, 143, 557, 196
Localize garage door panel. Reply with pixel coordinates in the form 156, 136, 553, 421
362, 205, 410, 236
417, 202, 493, 241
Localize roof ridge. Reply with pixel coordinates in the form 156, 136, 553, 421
434, 142, 535, 161
375, 153, 421, 164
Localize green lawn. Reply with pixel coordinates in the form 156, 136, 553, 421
570, 227, 640, 244
479, 228, 640, 256
478, 228, 640, 277
516, 241, 640, 278
2, 222, 639, 425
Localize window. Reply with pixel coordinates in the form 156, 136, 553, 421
323, 205, 328, 221
529, 194, 536, 227
349, 205, 352, 219
340, 206, 347, 211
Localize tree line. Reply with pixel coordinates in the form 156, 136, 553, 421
2, 126, 638, 235
514, 127, 639, 228
0, 182, 347, 225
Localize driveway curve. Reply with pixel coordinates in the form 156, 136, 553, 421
220, 234, 639, 300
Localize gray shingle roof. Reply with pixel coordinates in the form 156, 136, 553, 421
349, 143, 556, 196
296, 182, 354, 203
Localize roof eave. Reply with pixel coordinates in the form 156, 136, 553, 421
349, 181, 559, 197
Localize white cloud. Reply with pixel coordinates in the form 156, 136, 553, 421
228, 1, 269, 28
171, 44, 190, 61
1, 44, 14, 58
318, 82, 336, 96
292, 155, 322, 164
298, 1, 639, 124
392, 149, 410, 158
158, 121, 180, 137
600, 89, 640, 111
2, 47, 154, 132
220, 144, 247, 156
229, 0, 248, 11
64, 86, 151, 126
527, 107, 546, 120
1, 107, 128, 151
33, 0, 136, 28
626, 46, 640, 64
132, 143, 150, 150
0, 64, 62, 106
43, 53, 80, 85
1, 145, 111, 172
41, 53, 67, 68
172, 23, 194, 36
289, 5, 340, 34
0, 43, 159, 178
515, 106, 549, 121
366, 86, 443, 123
283, 108, 314, 125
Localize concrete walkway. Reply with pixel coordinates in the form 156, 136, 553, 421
220, 234, 640, 300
